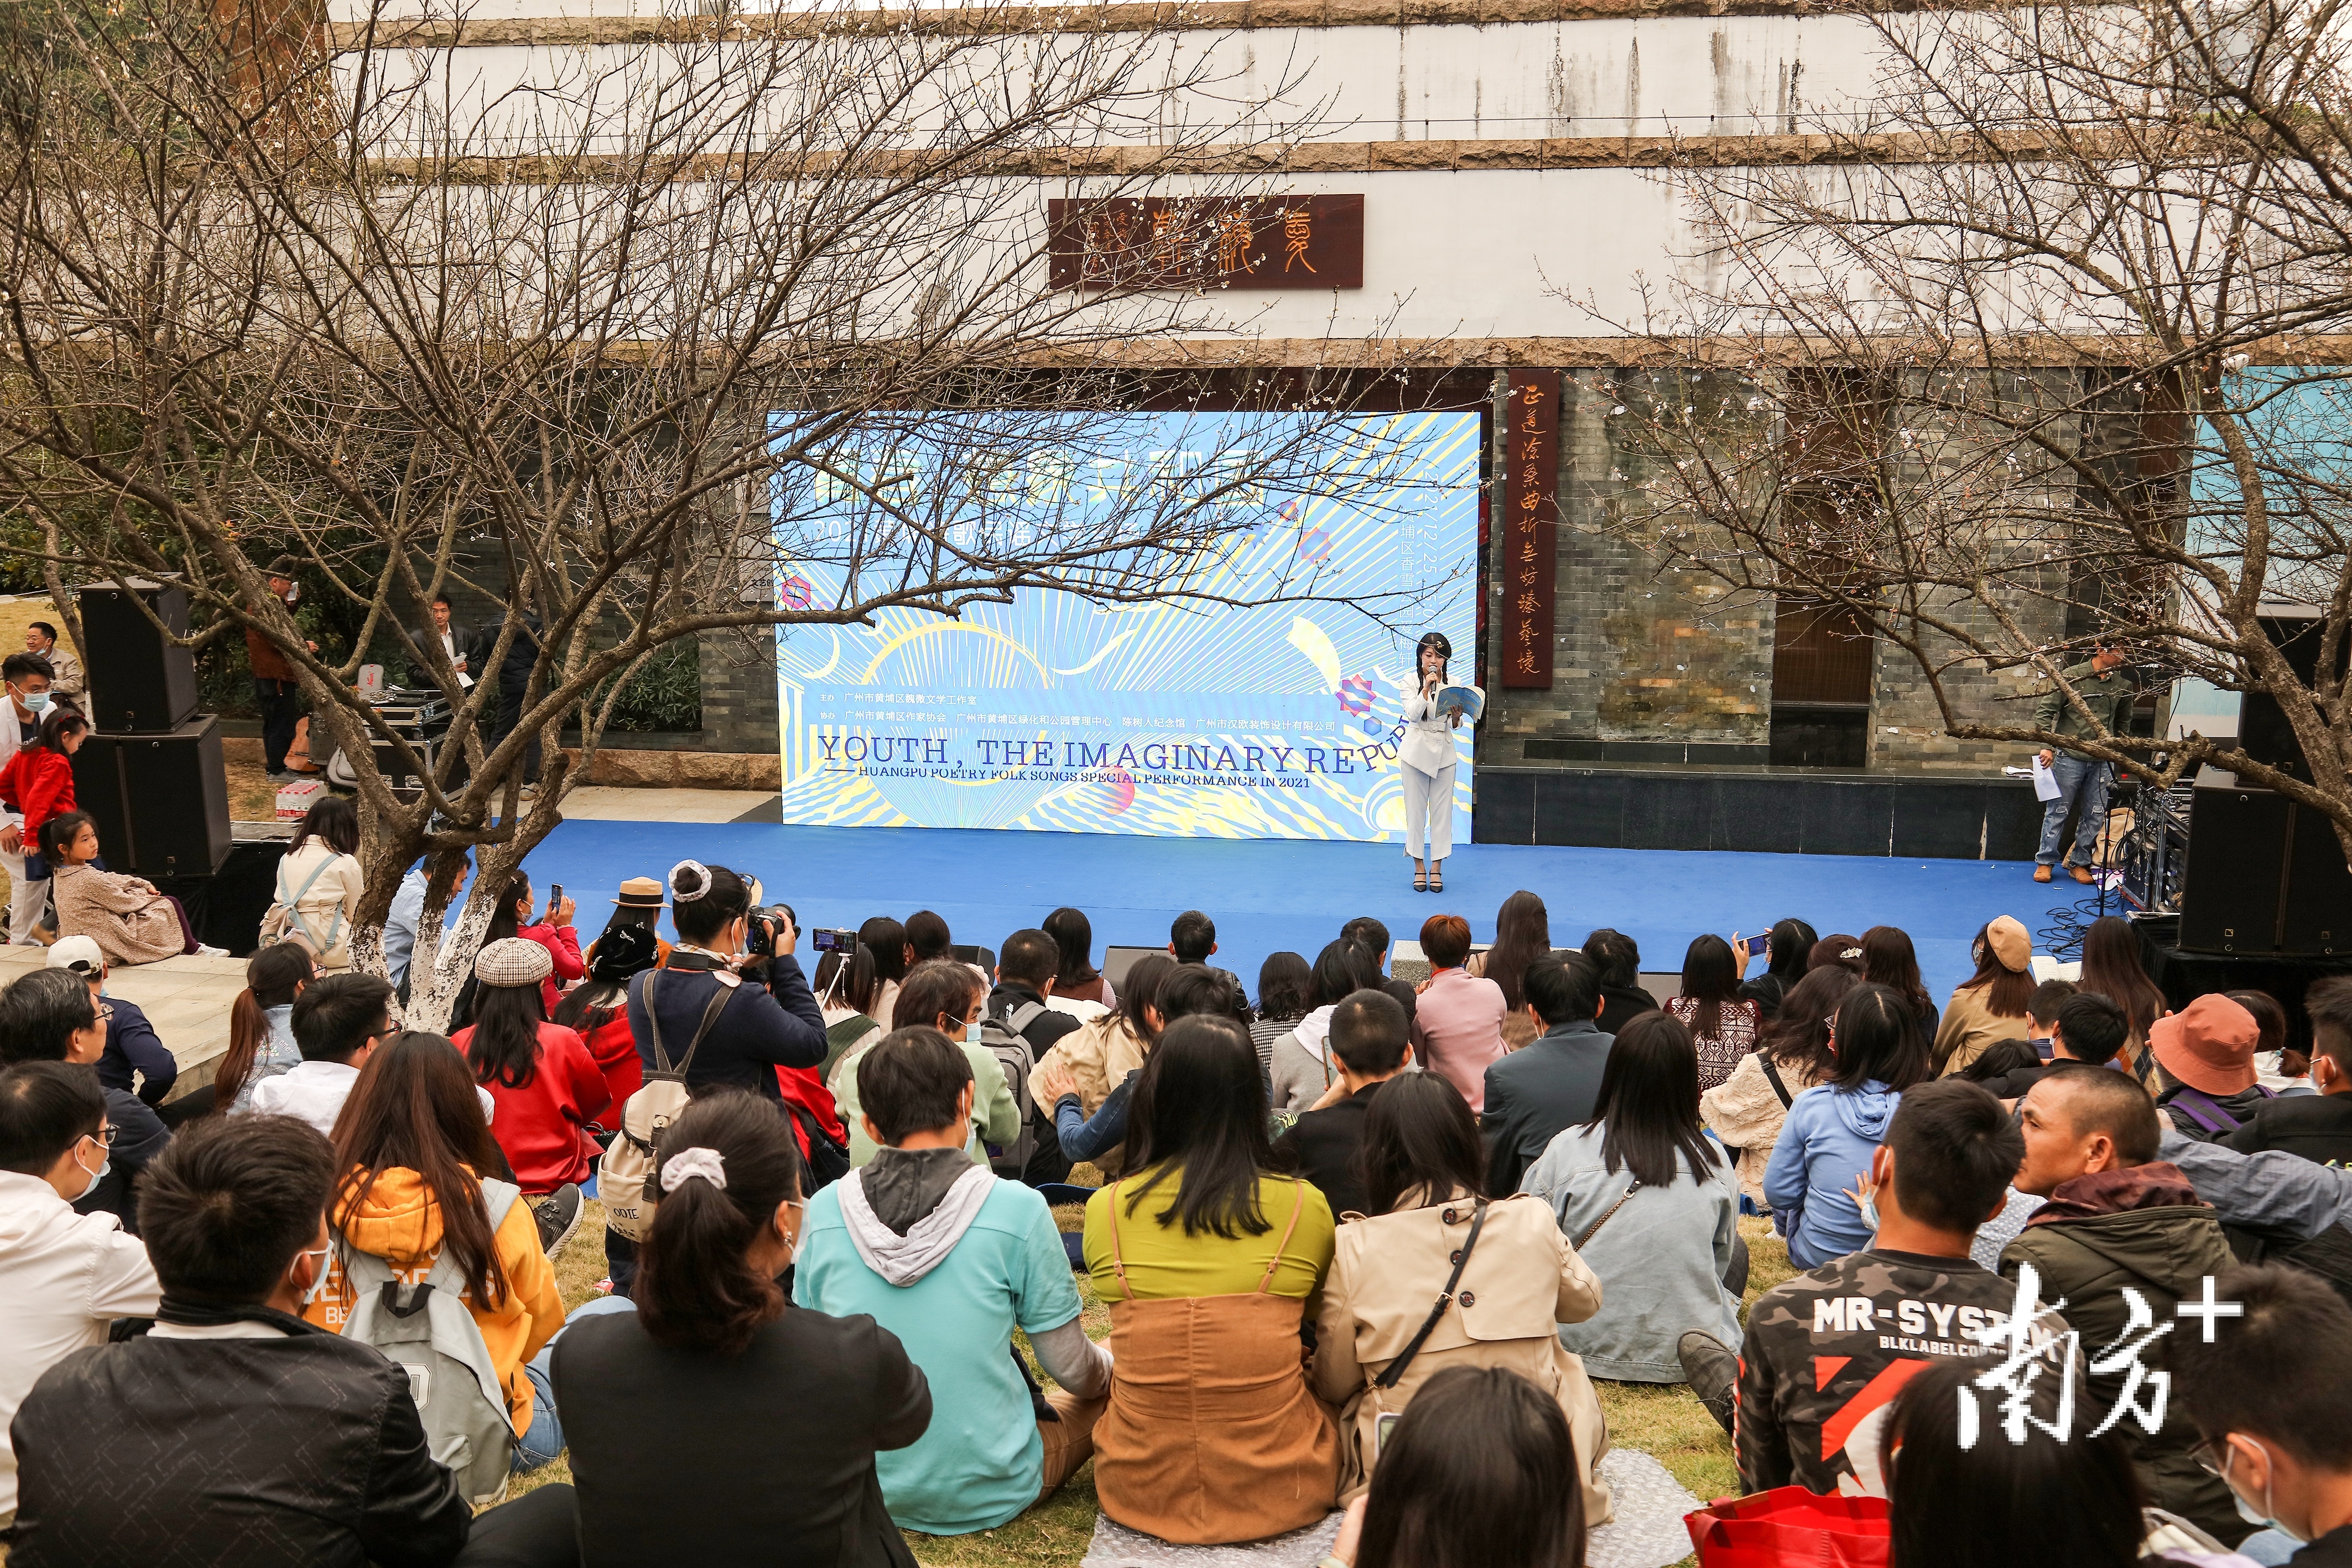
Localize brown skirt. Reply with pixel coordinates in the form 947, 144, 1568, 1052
1092, 1290, 1340, 1544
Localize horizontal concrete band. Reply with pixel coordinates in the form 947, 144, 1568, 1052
367, 128, 2111, 182
1044, 334, 2352, 366
327, 0, 2016, 49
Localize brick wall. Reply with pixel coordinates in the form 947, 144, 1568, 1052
1482, 366, 2077, 775
1485, 368, 1775, 764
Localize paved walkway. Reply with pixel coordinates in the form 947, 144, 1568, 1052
0, 946, 248, 1106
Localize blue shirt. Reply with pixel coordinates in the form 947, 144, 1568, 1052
792, 1179, 1081, 1535
383, 869, 427, 989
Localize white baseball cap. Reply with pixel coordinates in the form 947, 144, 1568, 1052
45, 935, 106, 977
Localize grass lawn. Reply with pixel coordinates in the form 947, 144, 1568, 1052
527, 1198, 1797, 1567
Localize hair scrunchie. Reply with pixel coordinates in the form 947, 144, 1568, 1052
670, 859, 712, 904
660, 1146, 727, 1193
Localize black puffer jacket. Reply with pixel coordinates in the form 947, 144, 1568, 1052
8, 1303, 471, 1568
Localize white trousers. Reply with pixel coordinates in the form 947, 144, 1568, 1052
1402, 761, 1455, 862
3, 851, 45, 944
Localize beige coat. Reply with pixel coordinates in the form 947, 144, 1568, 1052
1934, 983, 2030, 1075
51, 862, 185, 966
1030, 1011, 1147, 1176
262, 841, 367, 970
1311, 1191, 1612, 1523
1700, 1051, 1825, 1210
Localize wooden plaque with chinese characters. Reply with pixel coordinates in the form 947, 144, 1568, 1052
1047, 196, 1364, 291
1500, 369, 1559, 689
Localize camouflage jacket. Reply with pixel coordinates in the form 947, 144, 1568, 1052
1735, 1248, 2061, 1497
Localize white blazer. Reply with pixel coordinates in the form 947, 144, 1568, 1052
1400, 675, 1471, 777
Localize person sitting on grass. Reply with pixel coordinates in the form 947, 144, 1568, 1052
558, 1090, 932, 1568
0, 1061, 160, 1529
1763, 983, 1928, 1268
306, 1031, 575, 1473
1311, 1070, 1611, 1523
210, 944, 315, 1116
1700, 965, 1857, 1215
833, 959, 1018, 1169
7, 1114, 581, 1568
2228, 977, 2352, 1166
1684, 1078, 2067, 1498
1880, 1360, 2199, 1568
454, 937, 608, 1252
1317, 1366, 1588, 1568
1084, 1015, 1339, 1545
794, 1027, 1108, 1538
244, 971, 393, 1139
1480, 954, 1613, 1198
1972, 989, 2132, 1101
2171, 1263, 2352, 1567
1274, 988, 1414, 1220
0, 967, 169, 1236
2002, 1066, 2243, 1542
1520, 1010, 1744, 1383
1026, 953, 1173, 1179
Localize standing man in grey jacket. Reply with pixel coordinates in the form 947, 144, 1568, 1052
2031, 642, 2136, 885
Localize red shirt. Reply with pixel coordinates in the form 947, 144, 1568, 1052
451, 1021, 612, 1193
579, 1009, 642, 1112
0, 747, 76, 845
517, 923, 585, 1015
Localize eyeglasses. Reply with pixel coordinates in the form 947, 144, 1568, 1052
83, 1124, 121, 1149
2188, 1434, 2233, 1478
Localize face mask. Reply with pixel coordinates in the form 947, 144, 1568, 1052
2222, 1440, 2304, 1544
297, 1245, 334, 1306
1856, 1191, 1881, 1234
65, 1138, 109, 1202
282, 585, 300, 606
966, 1013, 984, 1046
13, 684, 48, 715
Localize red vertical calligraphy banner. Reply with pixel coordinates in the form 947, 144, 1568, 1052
1500, 369, 1559, 689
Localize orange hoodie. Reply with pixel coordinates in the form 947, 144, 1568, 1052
305, 1166, 566, 1434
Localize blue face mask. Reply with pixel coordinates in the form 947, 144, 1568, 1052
68, 1144, 108, 1204
16, 686, 48, 716
1857, 1191, 1882, 1234
2224, 1441, 2305, 1544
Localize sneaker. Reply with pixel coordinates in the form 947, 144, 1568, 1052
530, 1184, 584, 1259
1680, 1330, 1739, 1435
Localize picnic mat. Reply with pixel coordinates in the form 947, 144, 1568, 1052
1080, 1446, 1705, 1568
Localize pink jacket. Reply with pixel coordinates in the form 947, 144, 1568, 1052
1409, 968, 1509, 1112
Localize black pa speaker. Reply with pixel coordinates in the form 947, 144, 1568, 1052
2238, 605, 2351, 785
2179, 765, 2350, 955
78, 580, 200, 733
69, 715, 232, 879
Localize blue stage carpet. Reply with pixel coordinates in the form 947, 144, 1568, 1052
526, 820, 2053, 1003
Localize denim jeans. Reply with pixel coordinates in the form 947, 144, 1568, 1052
514, 1294, 637, 1471
2036, 754, 2113, 868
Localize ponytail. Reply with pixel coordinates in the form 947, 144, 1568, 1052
635, 1091, 802, 1356
210, 944, 316, 1112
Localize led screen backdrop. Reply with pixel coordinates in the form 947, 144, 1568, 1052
773, 410, 1480, 840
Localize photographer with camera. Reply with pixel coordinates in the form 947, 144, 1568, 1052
626, 862, 827, 1114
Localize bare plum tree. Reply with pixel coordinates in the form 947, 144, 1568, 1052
0, 0, 1443, 1022
1577, 0, 2352, 863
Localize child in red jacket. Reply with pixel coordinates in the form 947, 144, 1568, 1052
0, 707, 86, 882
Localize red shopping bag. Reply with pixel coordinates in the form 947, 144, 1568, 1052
1684, 1487, 1892, 1567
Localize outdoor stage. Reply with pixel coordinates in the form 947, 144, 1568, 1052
533, 799, 2055, 1001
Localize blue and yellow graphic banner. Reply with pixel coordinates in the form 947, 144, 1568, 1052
773, 410, 1480, 840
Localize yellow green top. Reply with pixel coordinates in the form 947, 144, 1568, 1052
1084, 1166, 1335, 1302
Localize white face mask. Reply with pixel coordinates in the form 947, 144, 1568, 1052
296, 1245, 334, 1306
66, 1139, 109, 1203
965, 1012, 985, 1046
2221, 1439, 2305, 1544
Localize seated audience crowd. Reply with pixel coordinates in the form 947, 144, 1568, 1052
13, 866, 2352, 1568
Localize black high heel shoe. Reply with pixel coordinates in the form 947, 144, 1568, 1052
1413, 868, 1428, 892
1429, 865, 1443, 893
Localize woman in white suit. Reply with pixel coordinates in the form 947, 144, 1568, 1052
1400, 632, 1472, 893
